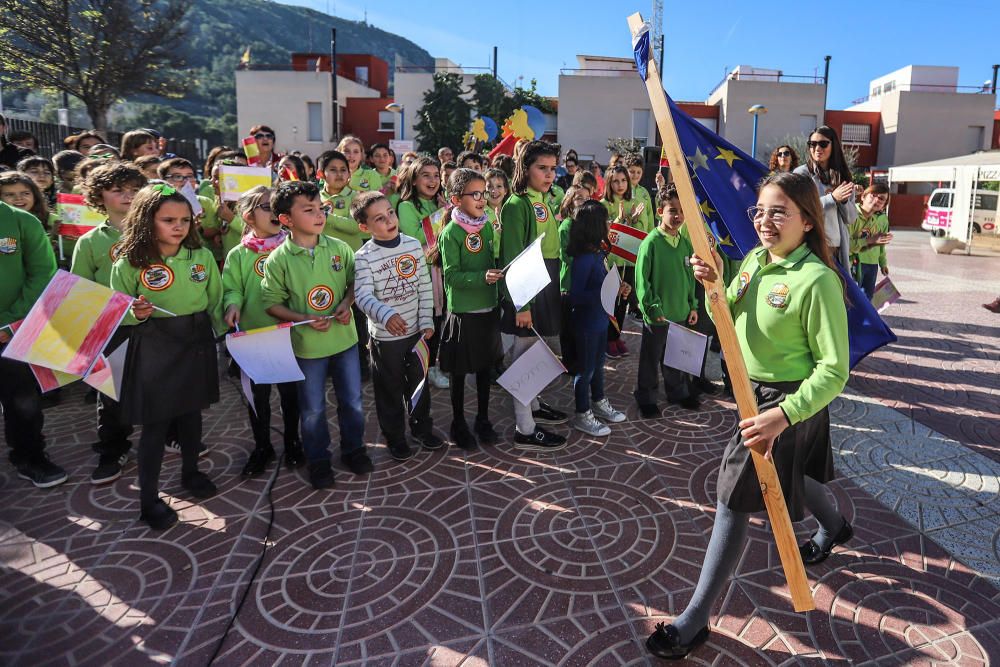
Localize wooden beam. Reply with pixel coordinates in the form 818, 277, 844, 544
626, 12, 814, 613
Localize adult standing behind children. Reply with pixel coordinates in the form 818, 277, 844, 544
646, 172, 851, 659
794, 126, 854, 268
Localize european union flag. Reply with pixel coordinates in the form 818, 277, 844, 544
631, 27, 895, 368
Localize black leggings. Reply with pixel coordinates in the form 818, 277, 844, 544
138, 411, 201, 509
450, 370, 491, 423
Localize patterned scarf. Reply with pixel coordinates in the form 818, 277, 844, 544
452, 207, 488, 235
241, 229, 287, 253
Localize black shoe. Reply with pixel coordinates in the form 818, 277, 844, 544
474, 417, 499, 445
341, 449, 374, 475
387, 440, 414, 461
637, 402, 661, 419
679, 396, 701, 410
413, 430, 445, 451
242, 447, 275, 477
513, 427, 567, 452
181, 472, 217, 499
90, 450, 128, 485
140, 500, 178, 531
284, 440, 304, 468
308, 459, 335, 489
40, 389, 62, 408
16, 455, 68, 489
695, 377, 719, 395
800, 518, 854, 565
84, 388, 98, 404
450, 420, 477, 450
645, 623, 710, 660
532, 401, 568, 425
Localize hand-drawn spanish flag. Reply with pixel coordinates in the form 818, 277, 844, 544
607, 222, 647, 264
1, 270, 133, 377
218, 165, 273, 202
56, 193, 105, 238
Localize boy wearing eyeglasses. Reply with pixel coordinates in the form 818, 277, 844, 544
350, 190, 441, 461
262, 181, 370, 489
634, 184, 701, 418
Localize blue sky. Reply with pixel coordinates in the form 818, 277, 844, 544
280, 0, 999, 109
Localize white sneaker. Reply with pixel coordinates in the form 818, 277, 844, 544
428, 367, 450, 389
592, 398, 626, 423
571, 410, 611, 437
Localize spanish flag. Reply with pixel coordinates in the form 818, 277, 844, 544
240, 47, 251, 67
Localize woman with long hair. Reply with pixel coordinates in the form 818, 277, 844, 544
794, 126, 855, 267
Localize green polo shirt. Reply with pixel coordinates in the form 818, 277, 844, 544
558, 217, 573, 292
70, 221, 125, 287
726, 243, 849, 424
223, 241, 281, 331
320, 186, 368, 250
546, 184, 565, 213
501, 188, 559, 261
350, 166, 383, 193
397, 197, 438, 246
636, 226, 697, 324
260, 233, 357, 359
200, 196, 243, 262
631, 184, 656, 234
109, 246, 224, 333
439, 220, 497, 313
486, 206, 502, 259
850, 205, 889, 269
0, 202, 57, 329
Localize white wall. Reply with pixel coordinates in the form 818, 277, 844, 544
557, 73, 655, 163
392, 70, 478, 148
888, 90, 995, 165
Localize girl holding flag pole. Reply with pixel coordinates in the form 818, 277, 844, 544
222, 185, 303, 477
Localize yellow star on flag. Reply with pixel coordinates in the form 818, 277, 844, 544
699, 200, 716, 217
714, 146, 741, 167
687, 147, 710, 172
717, 234, 734, 246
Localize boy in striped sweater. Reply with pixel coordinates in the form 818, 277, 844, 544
351, 191, 443, 461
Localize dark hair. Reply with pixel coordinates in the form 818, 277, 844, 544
272, 180, 320, 218
623, 154, 643, 170
657, 183, 679, 206
249, 124, 275, 137
119, 130, 157, 161
0, 170, 49, 229
8, 130, 37, 150
564, 156, 578, 167
83, 162, 147, 214
203, 145, 232, 177
572, 170, 598, 192
559, 184, 588, 220
396, 155, 440, 207
157, 157, 194, 178
350, 190, 389, 225
120, 185, 199, 267
16, 155, 53, 176
456, 150, 484, 168
491, 154, 514, 179
512, 140, 559, 195
602, 165, 633, 202
52, 150, 85, 178
567, 200, 609, 257
807, 126, 851, 186
864, 182, 890, 196
768, 145, 800, 173
316, 149, 349, 173
448, 167, 487, 202
442, 160, 457, 171
484, 167, 510, 206
133, 155, 163, 171
278, 154, 307, 181
368, 142, 395, 168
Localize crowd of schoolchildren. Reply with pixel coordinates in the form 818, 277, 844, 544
0, 115, 890, 533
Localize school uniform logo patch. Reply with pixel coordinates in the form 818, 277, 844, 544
608, 229, 619, 245
140, 264, 174, 291
254, 254, 268, 278
396, 254, 417, 278
734, 272, 750, 303
359, 179, 370, 189
308, 285, 334, 310
465, 233, 483, 253
331, 255, 343, 272
766, 283, 790, 309
190, 264, 208, 282
532, 202, 549, 223
0, 237, 17, 254
334, 199, 346, 210
108, 241, 123, 262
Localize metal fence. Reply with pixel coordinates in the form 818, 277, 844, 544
5, 118, 204, 165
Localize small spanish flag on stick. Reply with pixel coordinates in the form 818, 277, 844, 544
242, 137, 260, 166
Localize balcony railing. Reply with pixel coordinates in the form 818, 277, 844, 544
851, 83, 995, 105
707, 72, 826, 98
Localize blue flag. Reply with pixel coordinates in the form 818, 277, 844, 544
631, 28, 895, 368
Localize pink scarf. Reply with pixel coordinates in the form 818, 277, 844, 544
241, 229, 287, 253
452, 207, 488, 234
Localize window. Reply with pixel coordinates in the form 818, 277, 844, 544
841, 123, 872, 145
883, 80, 895, 93
355, 66, 369, 87
695, 117, 717, 133
631, 109, 651, 144
929, 191, 953, 208
975, 193, 997, 211
378, 111, 395, 133
800, 114, 818, 136
871, 85, 881, 97
307, 102, 323, 142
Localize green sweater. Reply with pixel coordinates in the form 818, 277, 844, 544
558, 217, 573, 292
725, 244, 849, 424
349, 166, 383, 193
439, 221, 498, 312
397, 197, 438, 246
850, 204, 889, 269
502, 189, 560, 260
635, 227, 697, 324
109, 246, 224, 333
260, 233, 357, 359
321, 186, 368, 250
0, 202, 56, 329
222, 241, 281, 331
486, 206, 502, 259
631, 184, 656, 234
70, 221, 124, 287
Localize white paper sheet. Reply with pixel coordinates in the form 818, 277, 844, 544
226, 325, 305, 385
503, 234, 551, 311
600, 267, 621, 317
663, 323, 709, 377
497, 338, 565, 407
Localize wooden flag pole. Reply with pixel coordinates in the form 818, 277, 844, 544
626, 12, 814, 612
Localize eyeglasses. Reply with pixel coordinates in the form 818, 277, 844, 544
460, 190, 487, 201
747, 206, 798, 224
164, 174, 197, 183
255, 203, 272, 213
254, 132, 275, 140
807, 140, 831, 150
776, 151, 792, 158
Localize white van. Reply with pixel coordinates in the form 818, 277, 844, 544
922, 188, 998, 237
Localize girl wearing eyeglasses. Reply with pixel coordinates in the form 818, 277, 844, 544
768, 145, 799, 173
793, 126, 855, 268
646, 171, 850, 660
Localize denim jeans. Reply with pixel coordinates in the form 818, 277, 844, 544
574, 329, 607, 413
859, 263, 879, 299
296, 345, 365, 463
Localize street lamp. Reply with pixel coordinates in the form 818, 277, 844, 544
385, 102, 405, 141
747, 104, 767, 159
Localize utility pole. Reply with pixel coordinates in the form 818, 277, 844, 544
492, 46, 498, 79
330, 28, 339, 142
822, 55, 831, 124
658, 35, 664, 81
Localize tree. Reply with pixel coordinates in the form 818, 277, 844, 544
606, 137, 644, 157
413, 72, 472, 154
470, 74, 516, 128
0, 0, 192, 132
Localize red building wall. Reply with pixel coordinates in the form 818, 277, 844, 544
290, 53, 389, 96
992, 110, 1000, 150
824, 110, 880, 168
342, 97, 394, 148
